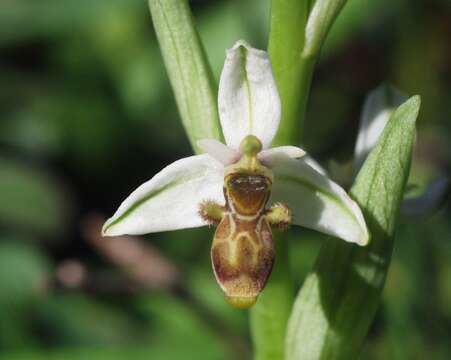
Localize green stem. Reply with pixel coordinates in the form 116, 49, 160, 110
250, 235, 293, 360
268, 0, 313, 147
250, 2, 313, 359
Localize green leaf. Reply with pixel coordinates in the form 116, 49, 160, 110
303, 0, 348, 57
286, 95, 420, 360
148, 0, 222, 153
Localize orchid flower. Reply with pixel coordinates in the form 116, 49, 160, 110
102, 40, 369, 308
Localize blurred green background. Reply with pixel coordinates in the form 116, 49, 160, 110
1, 0, 451, 359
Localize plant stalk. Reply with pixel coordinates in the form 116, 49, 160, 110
269, 0, 312, 147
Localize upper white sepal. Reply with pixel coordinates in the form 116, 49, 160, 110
218, 40, 281, 150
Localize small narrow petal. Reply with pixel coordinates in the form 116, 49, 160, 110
354, 84, 407, 172
218, 40, 281, 149
260, 149, 327, 176
270, 157, 369, 245
258, 146, 306, 165
102, 155, 224, 236
197, 139, 240, 165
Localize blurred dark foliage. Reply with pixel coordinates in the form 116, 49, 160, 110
0, 0, 450, 359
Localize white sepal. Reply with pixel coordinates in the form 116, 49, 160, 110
270, 157, 369, 246
197, 139, 240, 165
102, 155, 224, 236
218, 40, 281, 150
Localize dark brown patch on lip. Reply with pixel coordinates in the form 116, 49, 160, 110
226, 174, 270, 216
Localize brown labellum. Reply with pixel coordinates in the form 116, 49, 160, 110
199, 135, 292, 308
211, 173, 274, 308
